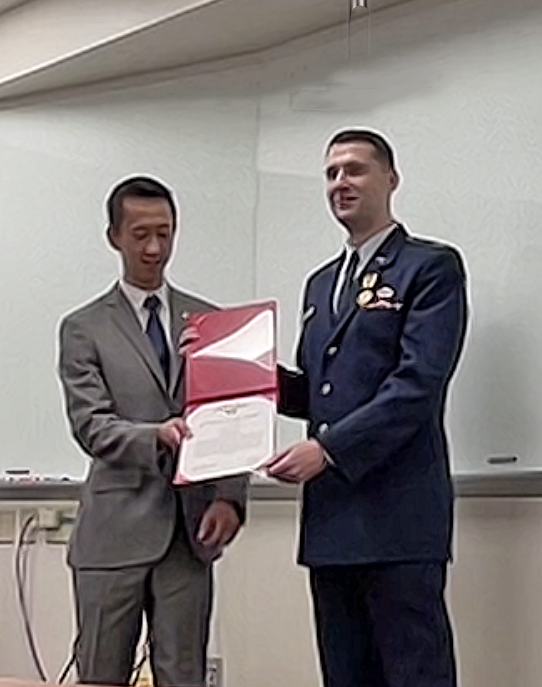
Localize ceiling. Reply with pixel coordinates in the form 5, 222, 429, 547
0, 0, 30, 14
0, 0, 417, 102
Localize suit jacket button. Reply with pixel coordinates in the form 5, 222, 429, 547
327, 345, 338, 356
320, 382, 332, 396
318, 422, 329, 434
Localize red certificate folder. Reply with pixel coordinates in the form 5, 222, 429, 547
173, 300, 277, 484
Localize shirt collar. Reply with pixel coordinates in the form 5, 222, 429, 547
119, 279, 170, 312
345, 222, 397, 262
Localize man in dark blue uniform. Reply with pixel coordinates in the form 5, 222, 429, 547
267, 129, 468, 687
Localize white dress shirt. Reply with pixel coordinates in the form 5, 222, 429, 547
332, 223, 397, 314
119, 280, 172, 347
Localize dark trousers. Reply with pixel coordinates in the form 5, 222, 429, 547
310, 561, 457, 687
72, 530, 212, 687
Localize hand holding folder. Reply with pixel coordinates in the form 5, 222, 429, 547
173, 301, 277, 484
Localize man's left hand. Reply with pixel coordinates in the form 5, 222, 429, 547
266, 439, 327, 483
197, 500, 241, 548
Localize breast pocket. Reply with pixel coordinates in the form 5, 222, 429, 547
356, 308, 405, 349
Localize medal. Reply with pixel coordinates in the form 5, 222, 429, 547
357, 289, 374, 307
362, 272, 379, 289
377, 286, 395, 299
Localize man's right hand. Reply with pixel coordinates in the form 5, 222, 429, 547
157, 417, 192, 451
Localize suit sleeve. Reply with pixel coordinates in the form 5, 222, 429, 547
58, 316, 161, 471
318, 249, 468, 484
213, 475, 249, 525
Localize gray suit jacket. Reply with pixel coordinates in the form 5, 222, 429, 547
58, 283, 248, 570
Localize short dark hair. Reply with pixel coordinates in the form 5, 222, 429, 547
325, 129, 396, 171
107, 175, 177, 229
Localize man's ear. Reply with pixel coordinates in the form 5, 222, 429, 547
107, 224, 119, 250
389, 169, 400, 192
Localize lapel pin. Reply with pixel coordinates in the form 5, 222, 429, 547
362, 272, 379, 289
181, 311, 189, 321
302, 305, 316, 323
357, 289, 374, 307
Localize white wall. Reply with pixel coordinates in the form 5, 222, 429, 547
2, 0, 542, 684
6, 499, 542, 687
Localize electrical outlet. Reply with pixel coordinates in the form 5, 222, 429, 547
44, 504, 78, 544
206, 656, 223, 687
38, 506, 61, 530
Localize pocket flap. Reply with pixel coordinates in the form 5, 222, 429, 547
89, 467, 142, 493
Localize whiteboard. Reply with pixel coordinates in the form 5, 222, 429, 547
0, 90, 259, 478
1, 0, 542, 476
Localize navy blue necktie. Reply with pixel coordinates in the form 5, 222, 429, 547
144, 295, 170, 383
337, 250, 360, 316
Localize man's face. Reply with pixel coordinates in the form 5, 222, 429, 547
325, 141, 398, 230
109, 196, 175, 289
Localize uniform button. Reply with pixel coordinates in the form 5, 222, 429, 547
318, 422, 329, 434
321, 382, 332, 396
327, 345, 338, 356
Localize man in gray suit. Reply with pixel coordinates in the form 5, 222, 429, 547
58, 176, 247, 687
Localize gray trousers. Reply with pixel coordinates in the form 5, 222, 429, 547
72, 531, 212, 687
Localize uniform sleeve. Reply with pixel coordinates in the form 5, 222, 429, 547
277, 285, 311, 420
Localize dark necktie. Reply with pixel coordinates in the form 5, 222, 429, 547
337, 250, 360, 315
144, 295, 170, 383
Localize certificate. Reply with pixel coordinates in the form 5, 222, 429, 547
173, 301, 277, 484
